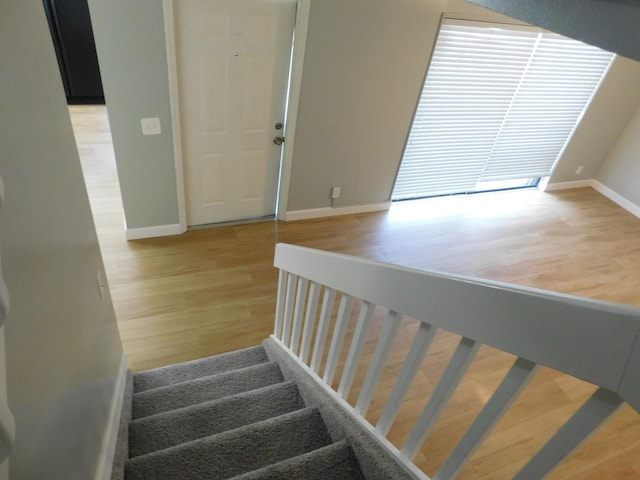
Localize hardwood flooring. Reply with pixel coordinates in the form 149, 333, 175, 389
71, 105, 640, 479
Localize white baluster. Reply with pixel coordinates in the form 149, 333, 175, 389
338, 301, 376, 399
310, 288, 336, 374
273, 270, 287, 338
299, 282, 321, 363
402, 337, 480, 459
435, 358, 539, 480
514, 387, 623, 480
280, 273, 298, 345
289, 278, 309, 353
376, 321, 437, 436
323, 294, 354, 385
356, 310, 403, 415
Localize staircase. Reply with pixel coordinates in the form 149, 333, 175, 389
111, 244, 640, 479
121, 345, 368, 480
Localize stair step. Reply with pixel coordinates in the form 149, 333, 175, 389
132, 361, 284, 419
129, 381, 304, 457
133, 345, 269, 393
229, 440, 366, 480
125, 407, 332, 480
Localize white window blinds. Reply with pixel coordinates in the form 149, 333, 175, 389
392, 19, 614, 201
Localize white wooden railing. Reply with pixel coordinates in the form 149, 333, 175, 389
271, 243, 640, 480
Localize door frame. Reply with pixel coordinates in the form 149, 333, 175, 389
162, 0, 311, 230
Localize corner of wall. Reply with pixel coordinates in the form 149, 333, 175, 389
94, 353, 130, 480
543, 179, 595, 192
125, 223, 186, 240
544, 179, 640, 220
591, 180, 640, 219
282, 202, 391, 222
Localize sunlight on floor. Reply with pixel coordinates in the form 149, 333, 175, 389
388, 189, 542, 223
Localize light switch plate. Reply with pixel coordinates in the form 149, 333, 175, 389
141, 117, 161, 135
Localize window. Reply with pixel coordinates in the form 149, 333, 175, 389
392, 19, 614, 201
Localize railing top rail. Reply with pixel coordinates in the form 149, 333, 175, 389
274, 243, 640, 410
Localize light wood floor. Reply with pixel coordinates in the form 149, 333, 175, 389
71, 105, 640, 479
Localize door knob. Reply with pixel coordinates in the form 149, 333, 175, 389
273, 136, 285, 146
275, 122, 283, 130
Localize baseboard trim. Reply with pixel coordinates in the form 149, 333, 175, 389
282, 202, 391, 222
543, 179, 595, 191
125, 223, 185, 240
545, 179, 640, 219
592, 180, 640, 219
94, 353, 128, 480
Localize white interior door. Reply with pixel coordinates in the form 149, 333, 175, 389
175, 0, 296, 226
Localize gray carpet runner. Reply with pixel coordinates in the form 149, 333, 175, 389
124, 345, 366, 480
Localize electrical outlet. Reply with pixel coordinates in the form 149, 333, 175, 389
575, 165, 584, 175
141, 117, 162, 135
331, 186, 341, 199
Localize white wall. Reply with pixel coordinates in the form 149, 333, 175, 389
88, 0, 180, 230
548, 56, 640, 184
597, 104, 640, 207
286, 0, 443, 211
464, 0, 640, 203
0, 1, 124, 478
90, 0, 640, 226
286, 0, 523, 212
285, 0, 640, 211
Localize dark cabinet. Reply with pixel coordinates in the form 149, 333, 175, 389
42, 0, 104, 104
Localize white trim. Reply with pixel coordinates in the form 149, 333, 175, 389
94, 353, 128, 480
282, 202, 391, 222
276, 0, 311, 218
270, 336, 430, 480
163, 0, 188, 233
126, 223, 183, 240
543, 179, 595, 191
592, 180, 640, 219
543, 178, 640, 219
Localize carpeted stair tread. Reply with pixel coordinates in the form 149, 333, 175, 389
132, 361, 284, 419
125, 407, 332, 480
133, 345, 269, 393
129, 381, 305, 457
229, 440, 366, 480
